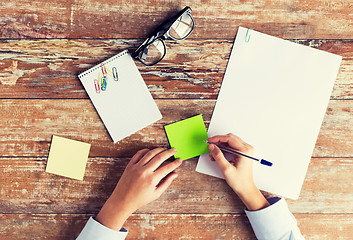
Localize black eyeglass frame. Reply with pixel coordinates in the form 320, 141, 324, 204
132, 6, 195, 66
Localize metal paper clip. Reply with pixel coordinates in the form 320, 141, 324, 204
101, 63, 108, 77
112, 67, 118, 81
245, 29, 251, 43
101, 76, 107, 91
94, 79, 101, 94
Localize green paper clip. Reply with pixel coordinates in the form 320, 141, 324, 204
101, 76, 107, 91
245, 29, 251, 43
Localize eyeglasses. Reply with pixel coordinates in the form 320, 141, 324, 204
132, 6, 195, 66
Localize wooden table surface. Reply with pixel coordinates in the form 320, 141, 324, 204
1, 1, 353, 239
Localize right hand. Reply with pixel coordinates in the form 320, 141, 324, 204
207, 133, 255, 195
207, 133, 269, 211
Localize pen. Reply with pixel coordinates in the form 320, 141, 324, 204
204, 141, 273, 167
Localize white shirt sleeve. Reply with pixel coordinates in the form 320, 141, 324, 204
76, 217, 128, 240
245, 197, 305, 240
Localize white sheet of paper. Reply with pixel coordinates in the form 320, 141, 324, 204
78, 50, 162, 143
196, 27, 342, 199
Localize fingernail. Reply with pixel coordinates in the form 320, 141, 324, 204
176, 158, 183, 164
208, 144, 214, 151
172, 148, 177, 153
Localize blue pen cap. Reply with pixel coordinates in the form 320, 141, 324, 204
260, 159, 273, 167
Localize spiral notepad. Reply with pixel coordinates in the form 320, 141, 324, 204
78, 50, 162, 143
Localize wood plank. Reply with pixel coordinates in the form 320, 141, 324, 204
0, 213, 254, 240
0, 99, 352, 157
0, 39, 352, 99
0, 213, 352, 240
1, 1, 353, 39
0, 157, 352, 214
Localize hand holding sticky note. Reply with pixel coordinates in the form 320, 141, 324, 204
164, 114, 209, 160
46, 135, 91, 180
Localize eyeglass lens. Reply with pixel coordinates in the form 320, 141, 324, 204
138, 10, 194, 65
138, 39, 165, 65
169, 12, 194, 40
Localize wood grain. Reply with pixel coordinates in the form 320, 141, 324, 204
0, 213, 352, 240
0, 157, 352, 214
1, 99, 352, 157
1, 0, 353, 39
1, 39, 352, 99
1, 0, 352, 238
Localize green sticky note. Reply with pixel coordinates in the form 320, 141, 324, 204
46, 135, 91, 180
164, 114, 209, 160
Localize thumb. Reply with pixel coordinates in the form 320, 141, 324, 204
208, 144, 232, 173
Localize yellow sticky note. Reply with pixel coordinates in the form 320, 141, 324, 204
46, 135, 91, 180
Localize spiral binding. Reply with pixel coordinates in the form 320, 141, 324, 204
78, 50, 128, 79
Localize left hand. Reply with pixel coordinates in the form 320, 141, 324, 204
96, 148, 182, 230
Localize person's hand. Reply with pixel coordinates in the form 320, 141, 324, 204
207, 133, 269, 211
96, 148, 182, 230
207, 133, 254, 194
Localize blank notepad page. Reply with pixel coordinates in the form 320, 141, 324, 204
78, 51, 162, 143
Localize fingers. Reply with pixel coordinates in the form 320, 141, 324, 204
155, 172, 178, 196
155, 158, 183, 181
146, 148, 178, 171
208, 134, 247, 151
137, 148, 166, 166
128, 148, 150, 166
208, 144, 233, 173
209, 153, 215, 161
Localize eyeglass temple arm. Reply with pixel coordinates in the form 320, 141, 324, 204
132, 28, 166, 58
132, 33, 159, 58
157, 6, 192, 32
132, 6, 192, 58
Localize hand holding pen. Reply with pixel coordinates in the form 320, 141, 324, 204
206, 133, 270, 211
204, 142, 272, 167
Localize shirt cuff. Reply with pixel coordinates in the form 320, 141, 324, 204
245, 197, 298, 240
76, 217, 128, 240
